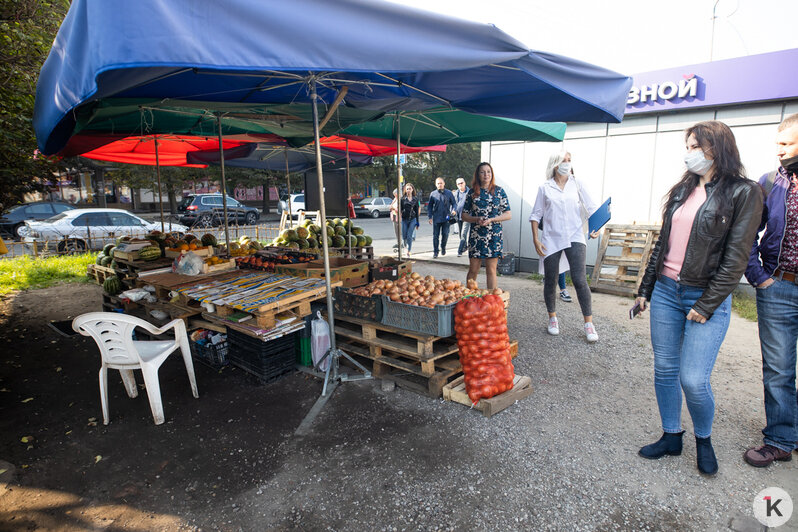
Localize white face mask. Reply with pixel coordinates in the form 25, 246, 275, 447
684, 149, 713, 175
556, 162, 571, 176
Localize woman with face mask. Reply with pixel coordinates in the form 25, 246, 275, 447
529, 151, 600, 343
634, 121, 763, 475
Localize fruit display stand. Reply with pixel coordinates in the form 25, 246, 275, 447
173, 271, 337, 330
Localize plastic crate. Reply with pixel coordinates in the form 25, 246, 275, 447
497, 253, 516, 275
380, 296, 456, 337
189, 338, 229, 368
226, 328, 297, 382
333, 286, 383, 322
295, 336, 312, 366
369, 258, 412, 282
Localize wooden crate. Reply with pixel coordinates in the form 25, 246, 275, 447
214, 297, 313, 330
201, 258, 236, 274
87, 264, 116, 285
165, 246, 214, 259
443, 375, 533, 417
277, 257, 369, 288
590, 224, 660, 297
332, 313, 517, 398
342, 246, 374, 260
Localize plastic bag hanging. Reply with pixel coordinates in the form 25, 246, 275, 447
311, 310, 331, 371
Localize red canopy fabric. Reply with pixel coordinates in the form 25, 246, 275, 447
319, 136, 446, 156
63, 133, 285, 165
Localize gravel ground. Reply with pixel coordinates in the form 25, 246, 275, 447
1, 261, 796, 531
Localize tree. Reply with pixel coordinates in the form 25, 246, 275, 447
0, 1, 70, 209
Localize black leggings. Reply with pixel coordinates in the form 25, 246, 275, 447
543, 242, 592, 316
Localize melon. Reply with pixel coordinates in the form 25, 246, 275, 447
325, 226, 335, 238
356, 235, 367, 247
95, 253, 106, 265
200, 233, 217, 247
138, 246, 162, 261
103, 275, 122, 295
351, 226, 364, 236
334, 225, 346, 237
297, 238, 309, 249
103, 243, 115, 255
332, 235, 346, 248
100, 255, 113, 267
307, 237, 318, 249
296, 226, 309, 239
364, 235, 373, 246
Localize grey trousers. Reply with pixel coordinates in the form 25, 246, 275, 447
543, 242, 592, 316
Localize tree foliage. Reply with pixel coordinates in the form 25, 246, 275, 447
0, 0, 70, 209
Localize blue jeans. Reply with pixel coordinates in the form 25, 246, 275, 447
756, 279, 798, 452
649, 276, 731, 438
401, 218, 417, 252
458, 221, 470, 255
432, 221, 450, 255
558, 272, 567, 290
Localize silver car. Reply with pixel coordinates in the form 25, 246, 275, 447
24, 208, 188, 253
353, 197, 392, 218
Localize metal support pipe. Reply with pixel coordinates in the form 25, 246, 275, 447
154, 135, 165, 232
395, 114, 403, 261
216, 114, 231, 250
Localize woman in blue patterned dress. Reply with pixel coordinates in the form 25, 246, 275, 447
461, 162, 512, 290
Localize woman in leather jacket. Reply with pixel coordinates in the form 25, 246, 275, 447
634, 121, 762, 475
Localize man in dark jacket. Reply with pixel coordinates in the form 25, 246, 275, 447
743, 114, 798, 467
427, 177, 456, 258
453, 178, 470, 256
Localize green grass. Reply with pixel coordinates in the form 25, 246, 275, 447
0, 253, 96, 296
732, 290, 758, 322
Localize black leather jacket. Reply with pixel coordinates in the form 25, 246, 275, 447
637, 177, 762, 318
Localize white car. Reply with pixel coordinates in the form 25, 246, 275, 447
24, 208, 188, 253
278, 194, 306, 218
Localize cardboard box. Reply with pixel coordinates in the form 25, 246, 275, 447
165, 246, 214, 258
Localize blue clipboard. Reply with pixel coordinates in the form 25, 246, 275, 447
588, 197, 611, 234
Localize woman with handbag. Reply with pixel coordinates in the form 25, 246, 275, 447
529, 151, 600, 342
400, 183, 420, 256
634, 121, 762, 475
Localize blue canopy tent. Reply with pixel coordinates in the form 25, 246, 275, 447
35, 0, 632, 396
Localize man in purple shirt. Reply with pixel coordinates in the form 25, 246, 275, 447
743, 113, 798, 467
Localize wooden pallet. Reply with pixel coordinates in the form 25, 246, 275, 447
213, 297, 313, 329
87, 264, 116, 285
590, 224, 660, 297
332, 314, 518, 398
443, 375, 533, 417
343, 246, 374, 260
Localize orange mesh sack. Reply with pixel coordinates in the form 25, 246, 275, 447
454, 295, 514, 404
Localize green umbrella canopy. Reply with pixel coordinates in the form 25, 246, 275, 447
339, 108, 566, 146
60, 98, 384, 155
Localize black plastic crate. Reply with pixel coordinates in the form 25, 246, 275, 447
189, 338, 229, 368
226, 328, 297, 382
333, 286, 383, 322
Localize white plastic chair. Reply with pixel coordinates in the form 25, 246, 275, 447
72, 312, 199, 425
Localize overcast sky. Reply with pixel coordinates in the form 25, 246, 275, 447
389, 0, 798, 75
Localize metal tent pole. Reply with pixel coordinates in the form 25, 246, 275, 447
308, 79, 371, 398
284, 148, 293, 228
154, 135, 165, 232
395, 115, 403, 261
346, 138, 352, 257
216, 115, 231, 251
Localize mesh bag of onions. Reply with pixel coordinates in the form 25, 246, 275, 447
454, 294, 514, 404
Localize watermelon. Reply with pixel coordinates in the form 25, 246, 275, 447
103, 243, 115, 255
95, 253, 106, 265
296, 226, 309, 239
201, 233, 218, 247
297, 238, 309, 249
356, 235, 366, 247
138, 246, 162, 261
364, 235, 373, 246
100, 255, 113, 267
286, 241, 300, 249
351, 226, 364, 236
307, 237, 318, 248
183, 234, 197, 243
103, 275, 122, 295
110, 260, 118, 269
332, 235, 346, 248
334, 225, 346, 236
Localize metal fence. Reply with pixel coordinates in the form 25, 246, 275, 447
0, 223, 281, 259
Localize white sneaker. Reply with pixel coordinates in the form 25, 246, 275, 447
584, 322, 598, 343
547, 316, 559, 336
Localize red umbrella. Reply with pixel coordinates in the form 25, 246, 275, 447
319, 136, 446, 157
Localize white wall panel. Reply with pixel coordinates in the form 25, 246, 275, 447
650, 131, 688, 223
608, 115, 657, 136
731, 123, 782, 179
715, 104, 782, 126
657, 110, 716, 132
488, 143, 525, 256
603, 134, 656, 225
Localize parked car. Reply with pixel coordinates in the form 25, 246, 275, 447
0, 201, 75, 240
353, 197, 392, 218
23, 208, 189, 253
277, 194, 306, 217
177, 194, 260, 227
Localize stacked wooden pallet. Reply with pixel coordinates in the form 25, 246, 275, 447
590, 224, 660, 297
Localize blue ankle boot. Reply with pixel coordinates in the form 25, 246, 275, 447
639, 431, 684, 459
695, 436, 718, 475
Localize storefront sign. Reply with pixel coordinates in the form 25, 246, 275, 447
624, 48, 798, 115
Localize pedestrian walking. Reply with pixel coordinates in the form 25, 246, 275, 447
453, 178, 470, 256
743, 113, 798, 467
635, 121, 763, 475
427, 177, 457, 258
461, 162, 511, 290
400, 183, 420, 256
529, 151, 600, 342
